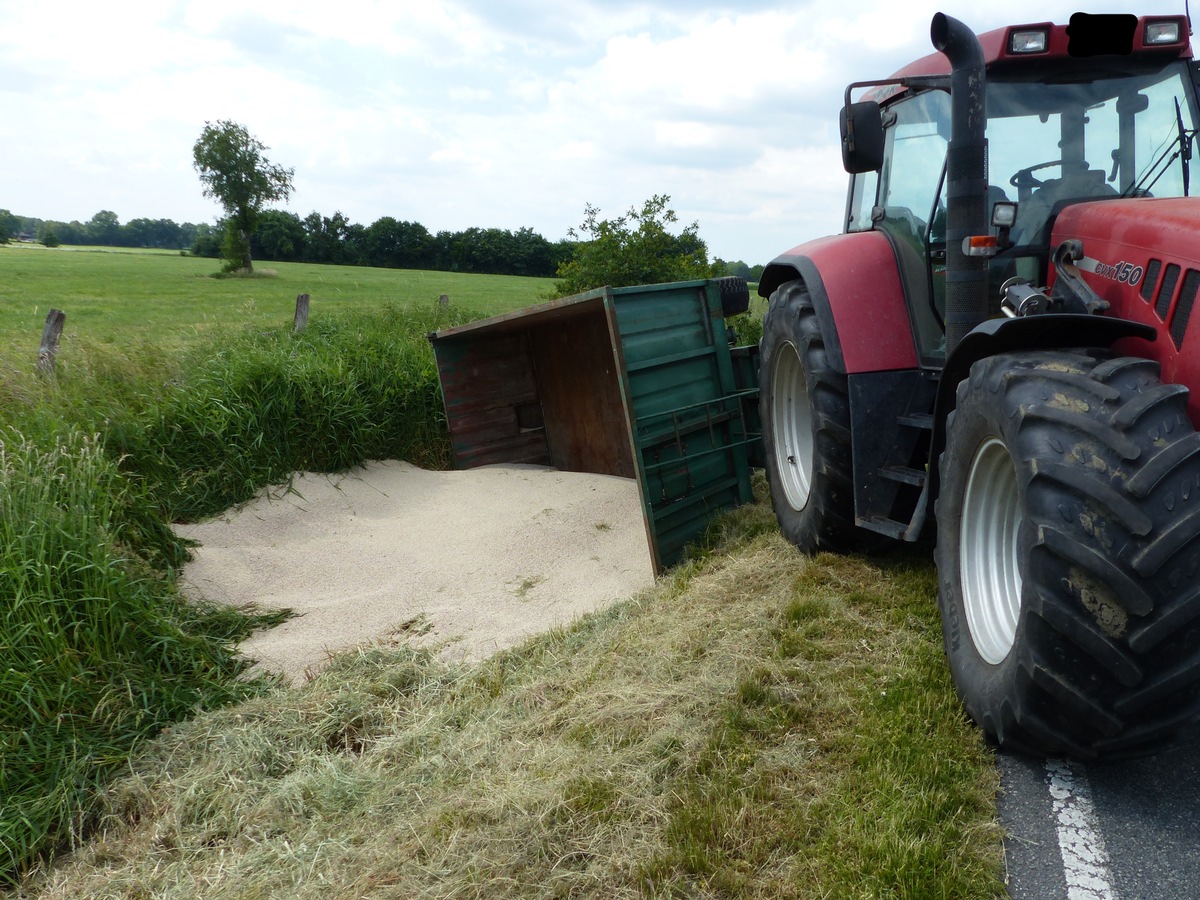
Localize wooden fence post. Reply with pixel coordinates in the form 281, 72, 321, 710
293, 293, 310, 333
36, 309, 65, 377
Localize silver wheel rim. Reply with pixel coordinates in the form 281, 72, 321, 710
770, 340, 813, 512
960, 437, 1022, 665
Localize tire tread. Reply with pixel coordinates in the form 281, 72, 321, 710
937, 349, 1200, 758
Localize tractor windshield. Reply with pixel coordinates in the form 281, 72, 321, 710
986, 60, 1200, 245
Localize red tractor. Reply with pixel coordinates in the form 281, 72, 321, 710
758, 11, 1200, 758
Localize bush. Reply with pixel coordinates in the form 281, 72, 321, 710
37, 224, 60, 248
554, 195, 720, 297
191, 228, 222, 258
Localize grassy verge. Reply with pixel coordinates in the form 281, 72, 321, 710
0, 430, 289, 882
106, 304, 465, 522
0, 251, 552, 882
15, 493, 1004, 898
1, 300, 468, 882
1, 250, 1002, 893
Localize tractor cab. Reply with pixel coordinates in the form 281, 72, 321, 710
843, 14, 1198, 365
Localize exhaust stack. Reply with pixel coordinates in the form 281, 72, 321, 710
931, 12, 990, 354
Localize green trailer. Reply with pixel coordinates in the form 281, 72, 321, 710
429, 278, 761, 573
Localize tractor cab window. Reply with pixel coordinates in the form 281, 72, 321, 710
878, 90, 950, 243
876, 89, 951, 364
847, 169, 878, 232
987, 61, 1200, 250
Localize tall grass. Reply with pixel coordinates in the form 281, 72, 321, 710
108, 304, 465, 522
0, 302, 468, 882
0, 431, 287, 881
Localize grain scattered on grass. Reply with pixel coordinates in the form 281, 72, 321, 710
18, 494, 1004, 899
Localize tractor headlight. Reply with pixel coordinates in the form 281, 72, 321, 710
1145, 19, 1183, 45
1009, 29, 1049, 53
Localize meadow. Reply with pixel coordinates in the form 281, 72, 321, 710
0, 245, 1003, 895
0, 243, 553, 361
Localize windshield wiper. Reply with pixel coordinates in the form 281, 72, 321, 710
1179, 98, 1192, 196
1126, 98, 1197, 197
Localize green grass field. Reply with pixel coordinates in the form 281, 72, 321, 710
0, 243, 555, 364
0, 246, 1004, 896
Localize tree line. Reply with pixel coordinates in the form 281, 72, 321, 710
1, 209, 211, 252
1, 206, 573, 279
2, 205, 763, 283
196, 210, 575, 278
3, 118, 765, 286
183, 121, 763, 284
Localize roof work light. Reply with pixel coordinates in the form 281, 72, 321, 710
1009, 29, 1049, 53
1144, 19, 1183, 45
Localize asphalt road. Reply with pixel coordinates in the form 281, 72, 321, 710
998, 722, 1200, 899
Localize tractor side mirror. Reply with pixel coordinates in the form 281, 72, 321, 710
840, 101, 885, 174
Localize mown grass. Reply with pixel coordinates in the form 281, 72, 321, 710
13, 492, 1004, 898
1, 248, 1002, 894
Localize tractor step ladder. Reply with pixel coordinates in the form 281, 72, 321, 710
850, 373, 938, 541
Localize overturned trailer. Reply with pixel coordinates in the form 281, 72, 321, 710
429, 278, 762, 573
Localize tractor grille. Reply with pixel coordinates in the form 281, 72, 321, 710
1156, 263, 1180, 320
1141, 259, 1162, 302
1171, 270, 1200, 348
1141, 257, 1200, 349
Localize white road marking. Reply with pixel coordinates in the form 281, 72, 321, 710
1045, 758, 1118, 900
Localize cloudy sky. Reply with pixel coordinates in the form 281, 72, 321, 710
2, 0, 1188, 264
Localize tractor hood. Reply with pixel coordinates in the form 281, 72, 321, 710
1052, 197, 1200, 274
1049, 196, 1200, 414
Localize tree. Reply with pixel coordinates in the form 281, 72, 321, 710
193, 120, 294, 273
554, 194, 719, 297
303, 210, 354, 264
37, 223, 60, 248
0, 209, 18, 243
126, 217, 184, 249
87, 210, 122, 246
252, 210, 307, 261
509, 226, 560, 277
191, 222, 222, 258
343, 221, 367, 265
47, 220, 86, 245
363, 217, 433, 269
715, 259, 765, 282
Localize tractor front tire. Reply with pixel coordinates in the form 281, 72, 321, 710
936, 349, 1200, 758
760, 280, 878, 553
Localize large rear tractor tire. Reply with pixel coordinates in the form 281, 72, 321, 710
760, 280, 883, 553
936, 349, 1200, 758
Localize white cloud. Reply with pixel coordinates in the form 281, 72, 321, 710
0, 0, 1190, 263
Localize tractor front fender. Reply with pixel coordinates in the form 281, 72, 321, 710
760, 231, 918, 375
927, 314, 1158, 503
